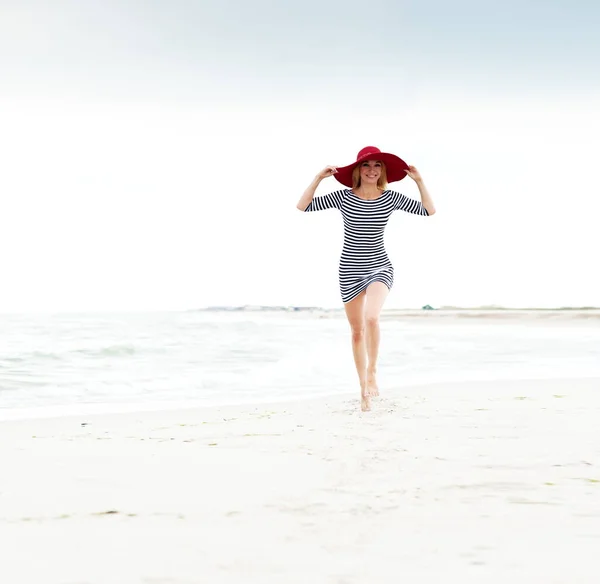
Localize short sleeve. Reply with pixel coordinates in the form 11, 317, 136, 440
303, 189, 347, 212
390, 190, 429, 216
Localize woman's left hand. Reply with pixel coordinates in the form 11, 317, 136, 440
405, 165, 423, 182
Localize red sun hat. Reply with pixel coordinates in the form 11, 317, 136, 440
334, 146, 409, 188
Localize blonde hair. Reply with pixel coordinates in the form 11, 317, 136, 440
352, 160, 388, 190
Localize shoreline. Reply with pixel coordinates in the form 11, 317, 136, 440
2, 375, 599, 425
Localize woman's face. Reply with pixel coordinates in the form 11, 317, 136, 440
359, 160, 382, 185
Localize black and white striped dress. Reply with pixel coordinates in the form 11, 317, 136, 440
304, 189, 429, 303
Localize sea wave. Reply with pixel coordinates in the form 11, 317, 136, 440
0, 351, 63, 364
73, 344, 139, 358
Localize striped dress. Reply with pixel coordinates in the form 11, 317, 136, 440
304, 189, 429, 303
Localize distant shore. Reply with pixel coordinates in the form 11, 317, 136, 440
195, 306, 600, 319
197, 305, 600, 312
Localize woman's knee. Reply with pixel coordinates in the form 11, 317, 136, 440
365, 314, 379, 328
350, 323, 365, 342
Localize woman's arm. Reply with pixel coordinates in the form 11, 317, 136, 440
406, 165, 436, 216
296, 166, 337, 211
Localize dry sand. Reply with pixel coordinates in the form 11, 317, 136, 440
1, 377, 600, 583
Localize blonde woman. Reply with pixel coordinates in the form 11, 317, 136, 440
296, 146, 436, 411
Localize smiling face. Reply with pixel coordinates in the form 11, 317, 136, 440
352, 159, 388, 190
359, 160, 382, 185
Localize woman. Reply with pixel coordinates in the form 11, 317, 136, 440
296, 146, 436, 411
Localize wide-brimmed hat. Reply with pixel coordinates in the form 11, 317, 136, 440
334, 146, 409, 188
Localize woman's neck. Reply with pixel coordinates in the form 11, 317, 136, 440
356, 185, 382, 199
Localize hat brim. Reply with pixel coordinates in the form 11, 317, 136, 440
334, 152, 409, 188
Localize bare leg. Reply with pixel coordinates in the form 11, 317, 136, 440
364, 282, 389, 397
343, 292, 369, 411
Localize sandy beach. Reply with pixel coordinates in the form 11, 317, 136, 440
2, 377, 600, 583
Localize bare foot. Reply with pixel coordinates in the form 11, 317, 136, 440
361, 394, 371, 412
360, 380, 371, 411
366, 370, 379, 397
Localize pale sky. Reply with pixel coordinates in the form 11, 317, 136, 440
1, 0, 599, 311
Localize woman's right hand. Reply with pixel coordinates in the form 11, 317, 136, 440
316, 166, 337, 180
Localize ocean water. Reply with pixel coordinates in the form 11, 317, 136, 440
0, 310, 599, 420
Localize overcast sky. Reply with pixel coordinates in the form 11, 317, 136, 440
1, 0, 599, 311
